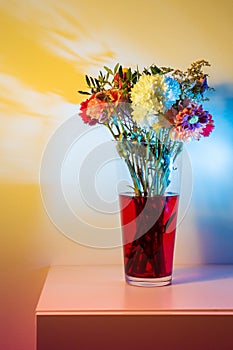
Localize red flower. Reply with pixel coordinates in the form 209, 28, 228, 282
79, 89, 126, 125
79, 95, 98, 125
108, 89, 125, 103
113, 69, 130, 91
201, 114, 215, 136
114, 72, 125, 89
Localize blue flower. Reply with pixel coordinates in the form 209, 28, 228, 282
164, 77, 181, 110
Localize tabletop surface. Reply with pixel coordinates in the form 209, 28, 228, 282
36, 265, 233, 315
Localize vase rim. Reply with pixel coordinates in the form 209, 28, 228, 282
119, 191, 179, 198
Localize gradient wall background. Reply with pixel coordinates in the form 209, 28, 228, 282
0, 0, 233, 349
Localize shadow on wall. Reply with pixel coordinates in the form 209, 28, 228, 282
0, 3, 115, 105
187, 83, 233, 263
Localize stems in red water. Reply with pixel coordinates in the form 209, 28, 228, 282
120, 194, 179, 279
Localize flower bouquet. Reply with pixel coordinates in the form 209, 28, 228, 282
78, 60, 214, 286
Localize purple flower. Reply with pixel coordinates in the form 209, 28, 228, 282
168, 101, 214, 141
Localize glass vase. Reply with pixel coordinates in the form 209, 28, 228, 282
117, 138, 183, 287
119, 193, 179, 287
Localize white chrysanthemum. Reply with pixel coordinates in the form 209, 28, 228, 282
131, 75, 180, 126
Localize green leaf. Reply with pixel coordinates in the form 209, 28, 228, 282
95, 78, 100, 88
114, 63, 119, 74
98, 75, 103, 83
85, 75, 91, 87
160, 66, 173, 74
150, 65, 161, 74
104, 66, 113, 75
126, 68, 132, 80
136, 65, 140, 79
118, 65, 123, 78
77, 90, 91, 95
90, 77, 96, 87
132, 71, 139, 84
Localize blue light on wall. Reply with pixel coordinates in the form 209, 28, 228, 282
187, 83, 233, 263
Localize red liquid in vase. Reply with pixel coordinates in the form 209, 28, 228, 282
119, 194, 179, 279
